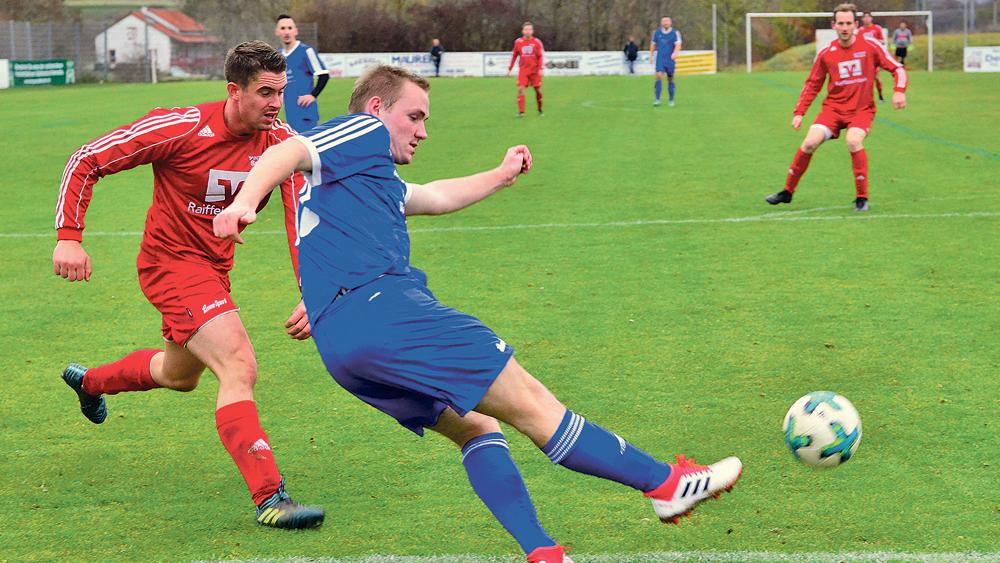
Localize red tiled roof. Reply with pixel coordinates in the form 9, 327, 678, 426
129, 8, 220, 44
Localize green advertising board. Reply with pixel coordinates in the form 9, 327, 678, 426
11, 59, 75, 86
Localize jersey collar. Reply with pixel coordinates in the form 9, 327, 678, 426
282, 41, 300, 56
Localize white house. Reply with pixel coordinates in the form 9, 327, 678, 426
95, 7, 219, 77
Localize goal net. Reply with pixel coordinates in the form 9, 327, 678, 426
745, 10, 933, 73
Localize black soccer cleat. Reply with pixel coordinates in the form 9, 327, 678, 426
766, 189, 793, 205
854, 197, 870, 212
256, 479, 324, 529
62, 363, 107, 424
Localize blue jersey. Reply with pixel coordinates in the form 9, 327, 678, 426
281, 41, 327, 98
652, 27, 682, 64
294, 113, 412, 321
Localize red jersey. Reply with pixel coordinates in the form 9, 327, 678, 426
856, 24, 885, 42
509, 36, 545, 74
56, 101, 303, 275
794, 37, 907, 116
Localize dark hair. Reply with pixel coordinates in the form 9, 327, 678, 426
276, 13, 293, 23
224, 40, 286, 87
834, 3, 858, 21
348, 64, 430, 113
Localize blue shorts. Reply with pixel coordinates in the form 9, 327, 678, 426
284, 102, 320, 134
311, 270, 514, 435
656, 60, 676, 77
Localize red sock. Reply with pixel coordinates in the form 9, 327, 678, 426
517, 94, 525, 113
535, 89, 543, 112
82, 349, 160, 395
216, 400, 282, 506
851, 149, 869, 199
785, 149, 813, 193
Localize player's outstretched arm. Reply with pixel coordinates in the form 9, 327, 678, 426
213, 139, 311, 243
406, 145, 532, 216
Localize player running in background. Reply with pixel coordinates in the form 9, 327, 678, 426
766, 3, 907, 212
53, 41, 324, 529
507, 22, 544, 117
856, 12, 885, 102
215, 65, 743, 563
275, 14, 329, 132
650, 16, 682, 107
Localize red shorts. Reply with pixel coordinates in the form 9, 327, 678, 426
137, 254, 239, 347
811, 108, 875, 139
517, 71, 542, 88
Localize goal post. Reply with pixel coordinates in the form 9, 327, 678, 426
745, 10, 933, 73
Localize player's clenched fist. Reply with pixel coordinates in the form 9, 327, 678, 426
53, 240, 92, 282
498, 145, 532, 187
213, 202, 256, 244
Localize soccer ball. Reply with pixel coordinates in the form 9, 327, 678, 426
783, 391, 862, 468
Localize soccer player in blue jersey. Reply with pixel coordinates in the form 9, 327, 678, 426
650, 16, 682, 107
275, 14, 328, 132
215, 65, 742, 563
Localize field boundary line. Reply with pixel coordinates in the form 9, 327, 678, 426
203, 550, 1000, 563
2, 210, 997, 239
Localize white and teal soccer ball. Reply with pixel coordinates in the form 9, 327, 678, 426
783, 391, 862, 469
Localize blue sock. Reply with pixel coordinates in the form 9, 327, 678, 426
654, 79, 662, 101
668, 80, 676, 101
541, 410, 670, 492
462, 433, 555, 554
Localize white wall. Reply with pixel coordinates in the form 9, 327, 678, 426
0, 59, 9, 89
94, 14, 171, 72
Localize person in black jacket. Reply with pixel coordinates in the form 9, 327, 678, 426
624, 36, 639, 74
430, 38, 444, 77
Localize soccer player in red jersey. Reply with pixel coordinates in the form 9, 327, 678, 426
766, 3, 907, 212
52, 41, 324, 529
856, 12, 886, 102
507, 21, 545, 117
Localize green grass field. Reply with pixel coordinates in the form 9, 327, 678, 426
1, 71, 998, 562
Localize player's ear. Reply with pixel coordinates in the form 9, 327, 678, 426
226, 82, 240, 100
365, 96, 383, 117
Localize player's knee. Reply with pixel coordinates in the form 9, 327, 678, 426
846, 136, 865, 152
159, 364, 203, 392
169, 376, 200, 392
801, 139, 821, 153
219, 350, 258, 389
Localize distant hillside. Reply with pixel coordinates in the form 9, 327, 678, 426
754, 33, 1000, 71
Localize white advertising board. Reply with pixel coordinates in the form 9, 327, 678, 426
964, 46, 1000, 72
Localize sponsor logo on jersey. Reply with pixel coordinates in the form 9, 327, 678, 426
206, 169, 250, 202
188, 201, 225, 216
837, 59, 863, 79
495, 339, 507, 352
197, 125, 215, 137
249, 155, 260, 166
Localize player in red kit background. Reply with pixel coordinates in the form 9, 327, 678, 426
856, 12, 886, 102
508, 22, 544, 117
766, 3, 907, 212
52, 41, 324, 529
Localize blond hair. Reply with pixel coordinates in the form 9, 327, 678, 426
348, 65, 430, 114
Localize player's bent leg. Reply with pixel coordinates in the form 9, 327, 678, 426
475, 357, 564, 447
62, 347, 165, 424
801, 125, 830, 154
151, 340, 205, 392
431, 408, 560, 558
186, 312, 324, 528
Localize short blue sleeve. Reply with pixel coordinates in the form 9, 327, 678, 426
294, 114, 392, 186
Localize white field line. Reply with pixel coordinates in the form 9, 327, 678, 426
4, 210, 997, 239
203, 551, 1000, 563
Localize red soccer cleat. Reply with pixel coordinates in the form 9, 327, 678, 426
644, 454, 743, 524
527, 545, 573, 563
